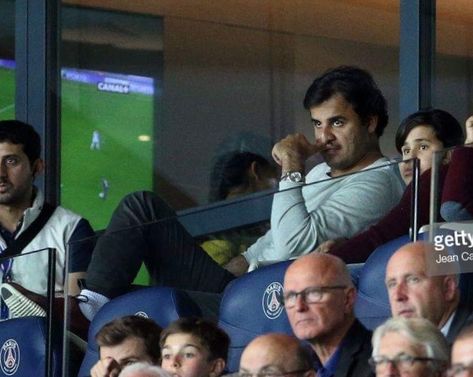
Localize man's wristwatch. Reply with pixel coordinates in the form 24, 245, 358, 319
280, 171, 304, 183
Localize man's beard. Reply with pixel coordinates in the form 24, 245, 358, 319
0, 182, 31, 206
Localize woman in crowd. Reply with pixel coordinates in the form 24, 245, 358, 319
317, 108, 471, 262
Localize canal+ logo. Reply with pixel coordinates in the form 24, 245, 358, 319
1, 339, 20, 376
262, 282, 284, 319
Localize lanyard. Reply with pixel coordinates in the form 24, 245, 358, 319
0, 228, 18, 319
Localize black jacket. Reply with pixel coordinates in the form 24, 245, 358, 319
446, 299, 473, 344
334, 319, 374, 377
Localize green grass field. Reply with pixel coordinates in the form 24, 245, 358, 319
60, 79, 154, 231
0, 68, 15, 120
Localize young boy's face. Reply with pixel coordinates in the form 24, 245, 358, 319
161, 333, 217, 377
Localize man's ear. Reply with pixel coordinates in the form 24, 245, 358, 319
367, 116, 378, 134
344, 286, 357, 313
31, 159, 44, 178
443, 275, 458, 302
208, 358, 226, 377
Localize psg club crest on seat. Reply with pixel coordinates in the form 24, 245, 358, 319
134, 311, 149, 318
262, 282, 284, 319
1, 339, 20, 376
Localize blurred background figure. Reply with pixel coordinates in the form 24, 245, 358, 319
91, 129, 102, 150
202, 151, 277, 265
208, 151, 277, 203
99, 177, 110, 200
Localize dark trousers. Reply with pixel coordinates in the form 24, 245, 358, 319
86, 191, 236, 299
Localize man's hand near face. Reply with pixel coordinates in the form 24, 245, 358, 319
91, 357, 122, 377
272, 133, 323, 173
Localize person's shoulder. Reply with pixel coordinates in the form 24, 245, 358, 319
51, 205, 84, 221
355, 157, 403, 186
347, 319, 372, 340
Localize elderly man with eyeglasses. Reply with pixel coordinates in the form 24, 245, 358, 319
238, 333, 315, 377
370, 317, 449, 377
282, 253, 373, 377
449, 323, 473, 377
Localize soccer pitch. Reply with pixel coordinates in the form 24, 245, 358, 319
61, 78, 154, 231
0, 68, 15, 120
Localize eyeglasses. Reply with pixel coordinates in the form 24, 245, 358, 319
229, 368, 311, 377
447, 363, 473, 377
369, 354, 441, 372
281, 285, 347, 308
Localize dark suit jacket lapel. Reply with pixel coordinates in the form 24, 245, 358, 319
447, 301, 473, 344
334, 320, 372, 377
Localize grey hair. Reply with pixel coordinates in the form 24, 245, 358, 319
372, 317, 449, 374
119, 363, 172, 377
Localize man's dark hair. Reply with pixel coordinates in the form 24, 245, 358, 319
208, 151, 275, 202
395, 108, 464, 153
303, 66, 388, 137
0, 120, 41, 165
96, 315, 162, 363
159, 317, 229, 362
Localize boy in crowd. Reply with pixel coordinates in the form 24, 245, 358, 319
160, 317, 229, 377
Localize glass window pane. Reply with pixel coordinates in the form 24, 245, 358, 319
60, 1, 401, 223
434, 0, 473, 124
0, 0, 15, 121
60, 2, 401, 373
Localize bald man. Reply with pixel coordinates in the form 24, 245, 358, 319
239, 334, 315, 377
450, 324, 473, 377
283, 253, 373, 377
385, 241, 473, 343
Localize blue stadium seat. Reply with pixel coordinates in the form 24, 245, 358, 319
218, 261, 294, 372
347, 262, 365, 286
354, 234, 411, 330
78, 286, 202, 377
0, 316, 61, 377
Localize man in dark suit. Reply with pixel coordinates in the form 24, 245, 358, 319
386, 241, 473, 344
283, 253, 373, 377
